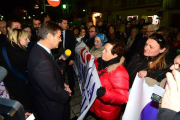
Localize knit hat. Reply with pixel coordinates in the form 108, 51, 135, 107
95, 33, 108, 45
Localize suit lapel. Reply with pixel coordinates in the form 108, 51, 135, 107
35, 44, 62, 72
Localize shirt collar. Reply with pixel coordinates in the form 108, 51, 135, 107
37, 42, 51, 54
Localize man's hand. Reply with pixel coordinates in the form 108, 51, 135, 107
138, 70, 147, 78
161, 70, 180, 112
64, 83, 72, 96
59, 55, 66, 61
68, 60, 74, 65
61, 70, 63, 74
25, 112, 32, 119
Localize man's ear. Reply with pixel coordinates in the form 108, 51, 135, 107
58, 23, 61, 27
47, 33, 53, 41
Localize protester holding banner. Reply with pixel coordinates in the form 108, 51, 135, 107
126, 33, 172, 88
90, 39, 129, 120
90, 33, 108, 58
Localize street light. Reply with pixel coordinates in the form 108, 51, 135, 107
83, 9, 85, 12
63, 4, 66, 9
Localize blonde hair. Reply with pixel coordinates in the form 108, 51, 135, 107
7, 29, 28, 51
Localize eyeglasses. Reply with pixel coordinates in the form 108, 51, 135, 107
173, 63, 180, 69
89, 31, 95, 33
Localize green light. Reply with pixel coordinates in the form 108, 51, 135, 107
63, 4, 66, 9
83, 9, 85, 12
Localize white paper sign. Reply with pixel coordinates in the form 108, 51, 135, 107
122, 73, 165, 120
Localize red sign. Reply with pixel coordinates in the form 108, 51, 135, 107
47, 0, 61, 7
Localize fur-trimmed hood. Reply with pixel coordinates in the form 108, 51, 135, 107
107, 56, 125, 73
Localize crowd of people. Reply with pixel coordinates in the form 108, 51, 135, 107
0, 12, 180, 120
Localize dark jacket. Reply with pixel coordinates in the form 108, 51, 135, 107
0, 34, 6, 46
31, 29, 39, 43
63, 30, 75, 62
106, 31, 120, 41
157, 108, 180, 120
84, 37, 95, 49
126, 52, 172, 88
27, 44, 69, 120
0, 41, 32, 111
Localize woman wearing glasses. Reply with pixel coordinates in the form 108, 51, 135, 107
126, 33, 173, 88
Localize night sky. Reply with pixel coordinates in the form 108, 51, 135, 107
0, 0, 39, 16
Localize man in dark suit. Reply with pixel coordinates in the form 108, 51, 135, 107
31, 15, 42, 43
58, 17, 75, 95
27, 21, 71, 120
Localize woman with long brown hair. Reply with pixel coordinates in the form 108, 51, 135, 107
126, 33, 173, 88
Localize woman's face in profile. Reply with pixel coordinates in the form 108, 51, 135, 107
109, 27, 115, 34
126, 23, 131, 28
24, 27, 32, 39
20, 36, 30, 48
80, 29, 86, 37
144, 38, 166, 57
74, 29, 79, 35
131, 29, 137, 37
94, 37, 102, 49
102, 43, 116, 61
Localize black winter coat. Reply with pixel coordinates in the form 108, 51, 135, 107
0, 41, 33, 112
126, 52, 172, 88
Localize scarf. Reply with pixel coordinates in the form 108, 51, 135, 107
97, 56, 121, 71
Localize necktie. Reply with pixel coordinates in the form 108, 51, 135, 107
50, 52, 54, 59
37, 30, 39, 38
61, 31, 63, 40
61, 31, 65, 49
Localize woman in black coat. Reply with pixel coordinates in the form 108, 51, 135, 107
126, 33, 173, 88
0, 29, 32, 112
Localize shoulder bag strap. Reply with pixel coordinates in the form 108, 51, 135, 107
2, 47, 29, 83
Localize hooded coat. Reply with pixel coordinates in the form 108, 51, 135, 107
90, 57, 129, 120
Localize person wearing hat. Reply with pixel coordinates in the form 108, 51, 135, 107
90, 33, 108, 58
97, 18, 106, 34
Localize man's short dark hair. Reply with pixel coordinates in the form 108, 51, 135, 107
42, 13, 50, 18
57, 17, 68, 23
89, 26, 99, 33
6, 19, 20, 28
39, 21, 61, 40
32, 15, 42, 23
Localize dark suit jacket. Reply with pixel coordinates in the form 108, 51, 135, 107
31, 29, 39, 43
27, 44, 69, 120
64, 30, 75, 62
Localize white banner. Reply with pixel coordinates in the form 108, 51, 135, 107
122, 74, 165, 120
73, 42, 101, 120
